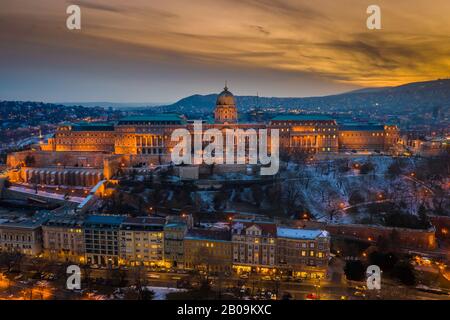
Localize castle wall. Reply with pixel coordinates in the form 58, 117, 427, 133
338, 130, 385, 151
293, 220, 436, 250
7, 150, 109, 168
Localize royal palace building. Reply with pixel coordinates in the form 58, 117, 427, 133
38, 86, 399, 158
6, 86, 400, 186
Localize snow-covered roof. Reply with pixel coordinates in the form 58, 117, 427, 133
277, 227, 329, 240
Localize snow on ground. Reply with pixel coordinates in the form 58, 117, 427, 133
193, 191, 215, 212
145, 286, 187, 300
284, 156, 426, 223
8, 186, 85, 203
174, 155, 431, 225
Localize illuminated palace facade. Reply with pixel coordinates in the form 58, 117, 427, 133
46, 86, 398, 155
7, 86, 399, 185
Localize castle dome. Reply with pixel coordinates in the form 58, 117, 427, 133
214, 85, 238, 124
216, 86, 236, 106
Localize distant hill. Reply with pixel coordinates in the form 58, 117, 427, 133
156, 79, 450, 117
59, 102, 167, 110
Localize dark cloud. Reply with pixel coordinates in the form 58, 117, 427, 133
248, 25, 271, 36
235, 0, 328, 20
321, 33, 429, 72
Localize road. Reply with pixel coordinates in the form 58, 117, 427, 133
3, 260, 450, 300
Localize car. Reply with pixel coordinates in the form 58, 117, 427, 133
13, 274, 23, 280
261, 276, 271, 281
171, 276, 182, 280
91, 264, 99, 269
239, 273, 249, 279
272, 276, 281, 281
306, 293, 320, 300
354, 291, 366, 297
148, 274, 160, 279
281, 275, 292, 281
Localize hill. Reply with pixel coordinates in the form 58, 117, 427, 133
156, 79, 450, 118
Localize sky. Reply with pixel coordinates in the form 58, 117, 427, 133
0, 0, 449, 103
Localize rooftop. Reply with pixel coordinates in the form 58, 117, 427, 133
118, 114, 186, 125
0, 215, 49, 230
44, 216, 84, 228
277, 227, 329, 240
185, 228, 231, 242
338, 123, 385, 131
84, 215, 126, 227
121, 217, 166, 231
271, 114, 334, 122
68, 122, 115, 131
232, 219, 277, 236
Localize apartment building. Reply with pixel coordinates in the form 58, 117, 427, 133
164, 221, 188, 268
184, 228, 232, 274
83, 215, 125, 266
231, 220, 277, 273
119, 217, 165, 267
0, 216, 48, 256
42, 216, 85, 263
276, 228, 330, 279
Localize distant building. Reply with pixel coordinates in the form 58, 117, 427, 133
269, 114, 339, 153
119, 217, 165, 267
164, 222, 188, 268
214, 86, 238, 124
405, 136, 449, 157
42, 216, 85, 263
52, 122, 116, 152
184, 228, 232, 273
231, 220, 277, 273
338, 123, 399, 152
0, 215, 48, 256
83, 215, 125, 266
276, 228, 330, 279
